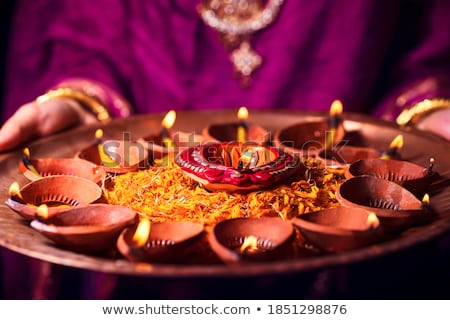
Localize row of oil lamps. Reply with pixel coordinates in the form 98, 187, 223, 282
4, 104, 440, 264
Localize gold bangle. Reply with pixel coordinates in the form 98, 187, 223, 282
36, 87, 112, 122
396, 98, 450, 127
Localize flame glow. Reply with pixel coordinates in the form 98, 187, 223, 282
94, 129, 119, 167
162, 110, 176, 130
23, 147, 31, 158
329, 99, 343, 116
36, 204, 49, 219
132, 217, 151, 247
237, 107, 249, 143
422, 193, 430, 205
95, 128, 104, 140
367, 212, 380, 229
428, 157, 435, 175
239, 235, 258, 254
237, 106, 249, 121
8, 182, 22, 199
389, 134, 404, 149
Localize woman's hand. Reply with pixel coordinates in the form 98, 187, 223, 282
415, 108, 450, 141
0, 98, 98, 152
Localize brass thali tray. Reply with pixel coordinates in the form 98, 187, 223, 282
0, 109, 449, 277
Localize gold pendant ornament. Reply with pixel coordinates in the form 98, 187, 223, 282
198, 0, 285, 87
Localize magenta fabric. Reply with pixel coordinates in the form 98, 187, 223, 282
3, 0, 450, 122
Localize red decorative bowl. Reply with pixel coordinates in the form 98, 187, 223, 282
175, 142, 303, 193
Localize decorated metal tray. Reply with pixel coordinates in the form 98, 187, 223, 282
0, 109, 449, 277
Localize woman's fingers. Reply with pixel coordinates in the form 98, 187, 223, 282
0, 98, 98, 152
416, 108, 450, 141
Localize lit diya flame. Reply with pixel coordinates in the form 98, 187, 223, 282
237, 106, 249, 143
421, 193, 430, 209
95, 129, 119, 168
380, 134, 403, 159
236, 148, 261, 171
132, 216, 151, 247
8, 181, 23, 199
427, 157, 435, 176
161, 110, 176, 148
36, 204, 49, 220
239, 235, 259, 254
325, 99, 344, 149
367, 212, 380, 230
21, 147, 42, 177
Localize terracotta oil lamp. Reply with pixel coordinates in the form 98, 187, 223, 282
335, 176, 434, 232
174, 141, 302, 193
317, 134, 404, 169
202, 107, 269, 145
273, 100, 346, 158
291, 207, 383, 253
344, 157, 438, 197
30, 203, 137, 253
116, 218, 204, 263
139, 109, 177, 161
208, 217, 295, 264
76, 129, 150, 174
379, 134, 404, 160
5, 176, 103, 220
139, 110, 205, 164
317, 145, 380, 169
19, 147, 107, 184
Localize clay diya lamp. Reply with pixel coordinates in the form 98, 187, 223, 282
335, 176, 433, 232
30, 204, 137, 253
378, 134, 404, 160
138, 110, 205, 164
140, 131, 206, 162
202, 107, 269, 144
5, 176, 104, 220
116, 218, 204, 263
317, 134, 404, 169
344, 157, 438, 197
273, 100, 346, 157
174, 141, 302, 193
208, 217, 295, 264
19, 147, 107, 184
317, 145, 380, 169
138, 109, 178, 161
77, 129, 150, 174
292, 207, 383, 253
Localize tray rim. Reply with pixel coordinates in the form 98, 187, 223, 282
0, 109, 449, 278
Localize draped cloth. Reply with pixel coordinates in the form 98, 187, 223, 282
2, 0, 450, 121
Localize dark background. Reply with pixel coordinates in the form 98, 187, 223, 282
0, 0, 15, 123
